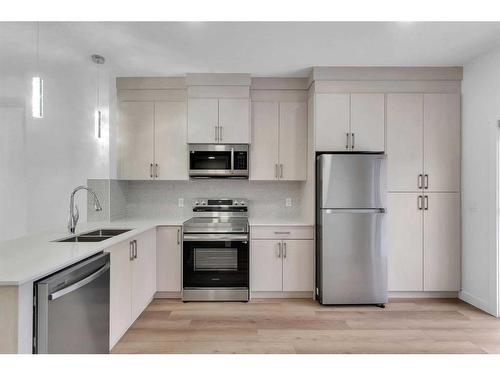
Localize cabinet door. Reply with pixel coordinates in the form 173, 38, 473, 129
423, 94, 460, 192
250, 240, 283, 292
279, 102, 307, 181
386, 94, 423, 192
156, 227, 182, 292
315, 93, 350, 151
250, 102, 279, 180
118, 101, 154, 180
387, 193, 423, 291
219, 98, 250, 143
187, 98, 219, 143
108, 240, 132, 349
350, 93, 385, 152
423, 193, 460, 291
155, 101, 188, 180
282, 240, 314, 292
131, 229, 157, 321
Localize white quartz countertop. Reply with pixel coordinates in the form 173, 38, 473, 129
0, 217, 312, 286
0, 220, 165, 286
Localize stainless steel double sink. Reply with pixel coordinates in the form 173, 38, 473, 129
55, 229, 131, 243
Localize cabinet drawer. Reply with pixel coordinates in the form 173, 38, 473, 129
251, 226, 314, 240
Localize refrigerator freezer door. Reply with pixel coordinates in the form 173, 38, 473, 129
318, 209, 387, 304
317, 153, 386, 209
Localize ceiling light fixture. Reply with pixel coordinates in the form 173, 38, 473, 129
32, 22, 43, 118
92, 54, 105, 139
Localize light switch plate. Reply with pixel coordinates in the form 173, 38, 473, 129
178, 198, 184, 208
285, 198, 292, 207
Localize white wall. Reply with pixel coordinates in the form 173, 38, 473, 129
461, 46, 500, 317
0, 26, 112, 239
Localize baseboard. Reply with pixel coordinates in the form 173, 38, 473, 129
155, 291, 182, 299
388, 291, 458, 299
459, 290, 496, 315
250, 291, 314, 299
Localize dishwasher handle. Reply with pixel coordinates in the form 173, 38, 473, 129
48, 262, 110, 301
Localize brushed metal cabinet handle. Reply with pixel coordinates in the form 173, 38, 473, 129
424, 174, 429, 190
418, 174, 423, 189
283, 242, 287, 258
150, 163, 153, 178
280, 164, 283, 178
177, 229, 180, 245
219, 126, 223, 143
155, 163, 159, 178
215, 126, 218, 142
129, 241, 134, 261
133, 240, 138, 259
351, 133, 355, 149
346, 133, 349, 149
275, 164, 278, 179
424, 195, 429, 210
274, 231, 291, 235
277, 242, 282, 258
418, 195, 423, 210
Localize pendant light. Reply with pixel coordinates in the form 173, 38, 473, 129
32, 22, 43, 118
92, 54, 105, 139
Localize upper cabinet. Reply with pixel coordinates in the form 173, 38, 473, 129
187, 97, 250, 144
186, 73, 251, 144
386, 93, 460, 192
250, 99, 307, 181
314, 93, 385, 152
118, 98, 188, 181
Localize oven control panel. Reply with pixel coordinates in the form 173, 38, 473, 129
193, 198, 247, 207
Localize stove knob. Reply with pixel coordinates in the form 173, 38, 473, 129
234, 201, 239, 206
240, 200, 246, 206
194, 201, 200, 206
201, 201, 207, 206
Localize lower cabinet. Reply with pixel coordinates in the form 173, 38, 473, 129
388, 192, 460, 292
156, 226, 182, 293
108, 228, 157, 349
251, 238, 314, 293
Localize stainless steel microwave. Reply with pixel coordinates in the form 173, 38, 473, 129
189, 144, 249, 178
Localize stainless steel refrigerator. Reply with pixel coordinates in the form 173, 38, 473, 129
316, 153, 387, 306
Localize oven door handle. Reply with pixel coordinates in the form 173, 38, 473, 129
230, 147, 234, 175
183, 233, 249, 242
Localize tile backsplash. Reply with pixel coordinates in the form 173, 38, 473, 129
88, 179, 308, 222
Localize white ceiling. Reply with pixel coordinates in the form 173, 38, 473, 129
2, 22, 500, 77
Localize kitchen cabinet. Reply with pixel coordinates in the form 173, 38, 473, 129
118, 100, 188, 180
282, 240, 314, 292
387, 193, 423, 291
314, 93, 385, 152
251, 240, 283, 292
386, 94, 424, 192
251, 226, 314, 293
131, 229, 157, 321
315, 93, 350, 151
423, 94, 461, 192
423, 193, 461, 291
156, 226, 182, 293
118, 101, 154, 180
155, 101, 188, 180
187, 97, 250, 144
250, 101, 307, 181
108, 240, 132, 348
251, 239, 314, 293
107, 228, 156, 349
350, 93, 385, 152
386, 93, 460, 192
387, 192, 460, 292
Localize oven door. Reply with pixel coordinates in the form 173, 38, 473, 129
183, 234, 249, 289
189, 144, 248, 178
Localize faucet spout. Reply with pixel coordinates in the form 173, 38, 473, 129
68, 186, 102, 233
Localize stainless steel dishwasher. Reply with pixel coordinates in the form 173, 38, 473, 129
33, 252, 110, 354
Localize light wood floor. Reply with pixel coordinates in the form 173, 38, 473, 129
112, 298, 500, 354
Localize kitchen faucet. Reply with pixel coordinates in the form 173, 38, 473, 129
68, 186, 102, 233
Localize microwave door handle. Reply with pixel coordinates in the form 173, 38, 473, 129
231, 147, 234, 175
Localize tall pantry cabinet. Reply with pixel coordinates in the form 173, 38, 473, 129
386, 93, 461, 292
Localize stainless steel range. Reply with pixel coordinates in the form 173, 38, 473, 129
182, 198, 249, 302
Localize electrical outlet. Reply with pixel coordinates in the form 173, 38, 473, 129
178, 198, 184, 208
285, 198, 292, 207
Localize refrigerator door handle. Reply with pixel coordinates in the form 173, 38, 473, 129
323, 208, 385, 214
